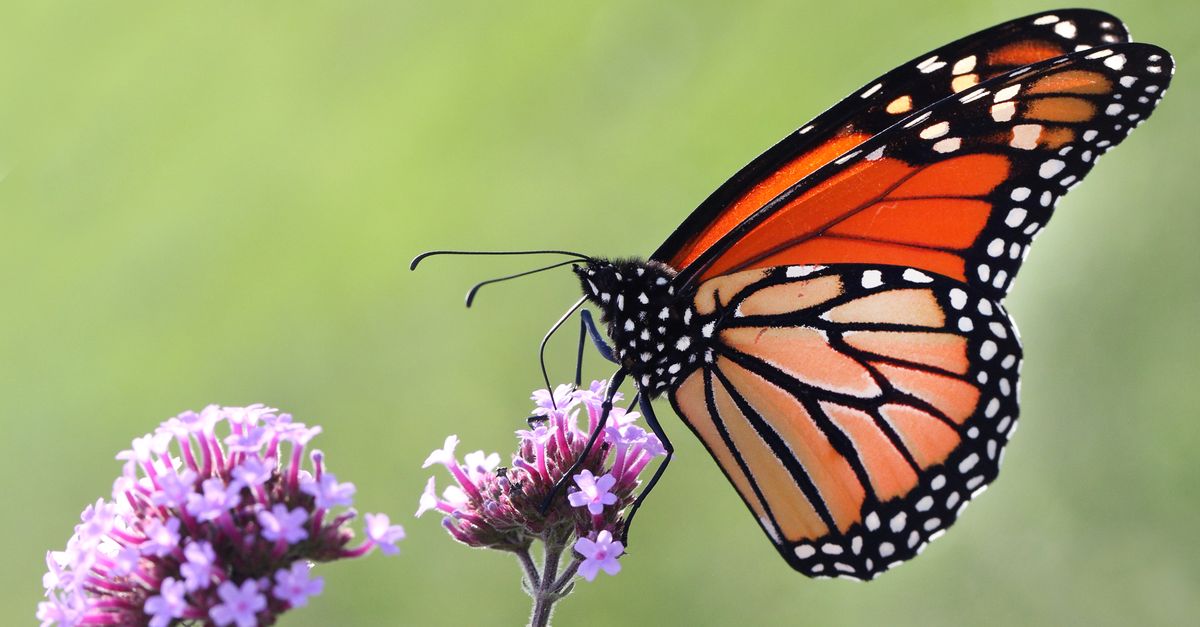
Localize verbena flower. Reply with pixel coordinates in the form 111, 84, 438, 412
574, 530, 624, 582
416, 380, 667, 626
38, 404, 404, 626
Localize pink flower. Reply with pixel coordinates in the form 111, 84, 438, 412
422, 435, 460, 469
143, 577, 187, 627
364, 513, 406, 555
273, 562, 325, 608
417, 379, 666, 584
209, 579, 266, 627
567, 470, 618, 515
257, 504, 310, 545
575, 530, 624, 581
37, 405, 402, 626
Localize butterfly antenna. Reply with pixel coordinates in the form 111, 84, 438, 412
539, 296, 586, 409
410, 249, 591, 271
464, 259, 581, 308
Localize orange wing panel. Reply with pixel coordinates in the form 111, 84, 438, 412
987, 40, 1066, 66
709, 371, 831, 541
668, 132, 872, 269
742, 238, 969, 282
697, 155, 1009, 282
843, 331, 970, 374
828, 198, 992, 248
738, 275, 845, 316
672, 371, 772, 527
719, 358, 866, 533
879, 403, 960, 468
821, 401, 919, 501
824, 288, 946, 326
722, 326, 883, 398
873, 362, 981, 424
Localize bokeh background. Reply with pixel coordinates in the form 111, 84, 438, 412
3, 1, 1197, 625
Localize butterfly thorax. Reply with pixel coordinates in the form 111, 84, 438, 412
575, 258, 704, 396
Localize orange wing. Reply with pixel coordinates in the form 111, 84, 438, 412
670, 264, 1020, 579
654, 10, 1129, 272
666, 43, 1173, 303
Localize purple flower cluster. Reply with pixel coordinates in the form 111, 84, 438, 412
417, 380, 666, 582
38, 404, 405, 627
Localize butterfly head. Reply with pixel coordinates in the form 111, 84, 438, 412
574, 258, 704, 394
573, 258, 679, 315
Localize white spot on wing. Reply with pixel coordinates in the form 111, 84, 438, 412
919, 121, 950, 139
991, 101, 1016, 122
1005, 208, 1027, 227
861, 270, 883, 289
952, 55, 976, 75
1010, 124, 1042, 150
1054, 20, 1077, 39
949, 289, 967, 310
902, 269, 932, 283
903, 111, 932, 128
834, 149, 862, 165
1039, 159, 1066, 178
960, 88, 989, 104
933, 137, 961, 153
993, 84, 1021, 103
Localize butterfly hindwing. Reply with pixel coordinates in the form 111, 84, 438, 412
654, 9, 1130, 272
669, 264, 1021, 579
673, 43, 1173, 301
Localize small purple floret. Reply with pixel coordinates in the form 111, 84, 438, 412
273, 562, 325, 608
575, 530, 625, 581
365, 513, 406, 555
209, 579, 267, 627
257, 504, 310, 545
567, 470, 618, 515
144, 577, 188, 627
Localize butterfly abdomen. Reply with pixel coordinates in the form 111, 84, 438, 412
575, 259, 705, 395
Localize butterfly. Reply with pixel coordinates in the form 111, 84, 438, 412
416, 9, 1173, 580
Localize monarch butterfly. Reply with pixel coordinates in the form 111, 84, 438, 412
415, 9, 1173, 580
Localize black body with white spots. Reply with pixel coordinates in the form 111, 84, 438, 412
575, 259, 703, 396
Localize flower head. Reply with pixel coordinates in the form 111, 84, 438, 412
417, 379, 666, 573
38, 405, 402, 626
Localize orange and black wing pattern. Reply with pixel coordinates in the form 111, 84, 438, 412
651, 33, 1173, 578
670, 264, 1020, 579
653, 9, 1129, 273
670, 43, 1173, 301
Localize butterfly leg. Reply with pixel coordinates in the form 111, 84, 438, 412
539, 367, 626, 513
580, 309, 618, 365
618, 393, 674, 546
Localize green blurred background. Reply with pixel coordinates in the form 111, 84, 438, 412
2, 1, 1197, 625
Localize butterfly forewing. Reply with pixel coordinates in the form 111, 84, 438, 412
675, 43, 1173, 301
669, 264, 1021, 578
654, 9, 1130, 272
